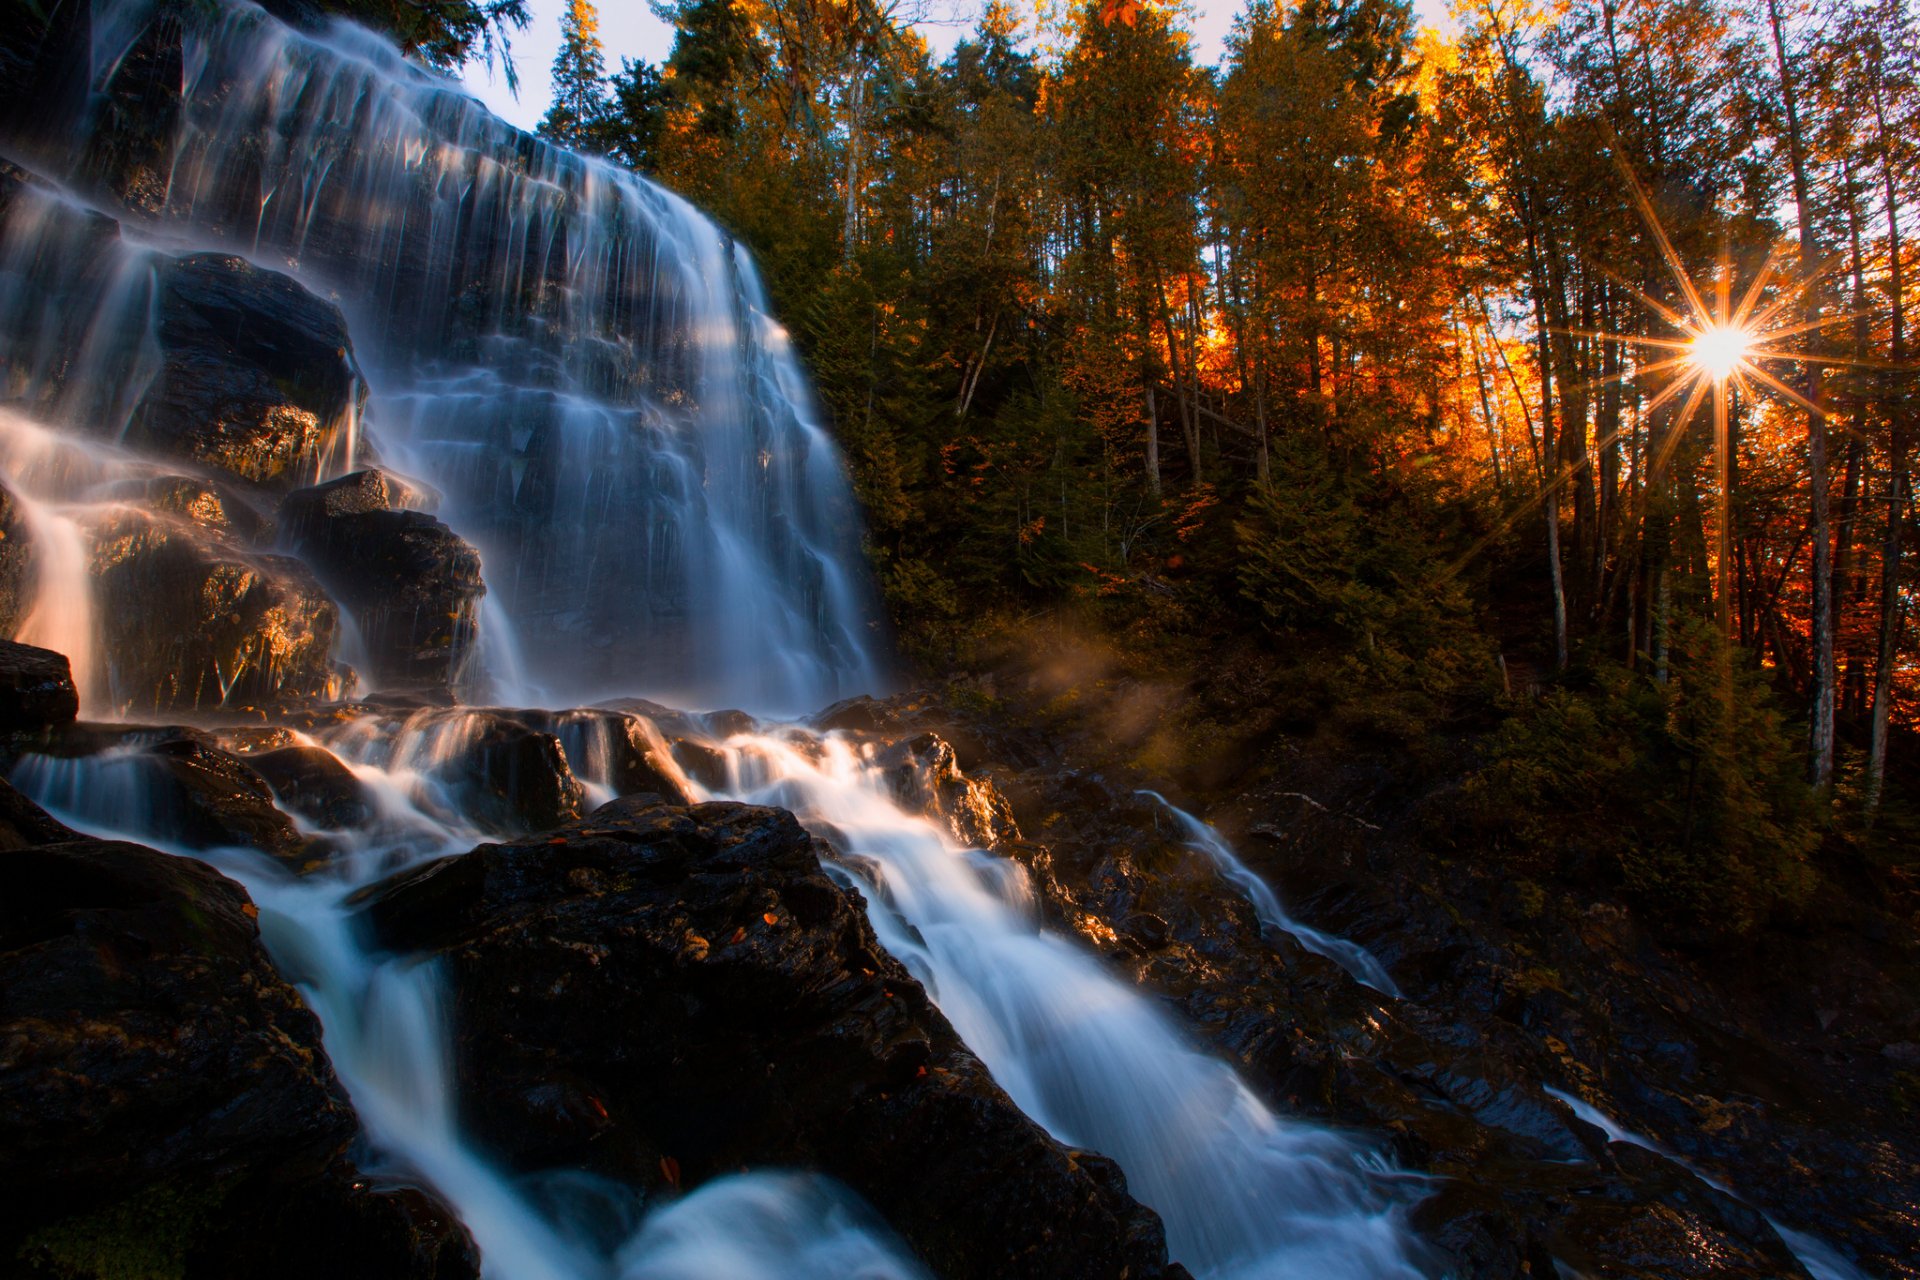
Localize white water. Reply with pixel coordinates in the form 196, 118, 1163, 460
1140, 791, 1402, 997
3, 0, 889, 716
1543, 1088, 1878, 1280
13, 728, 929, 1280
710, 734, 1428, 1279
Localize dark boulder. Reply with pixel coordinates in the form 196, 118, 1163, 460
90, 509, 343, 713
245, 744, 376, 832
514, 708, 695, 803
0, 641, 79, 731
366, 795, 1183, 1280
128, 253, 362, 488
0, 835, 352, 1252
0, 792, 476, 1279
10, 726, 306, 861
280, 472, 484, 694
331, 708, 583, 835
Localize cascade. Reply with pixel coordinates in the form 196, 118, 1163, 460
1139, 791, 1402, 996
0, 0, 1442, 1275
5, 0, 888, 716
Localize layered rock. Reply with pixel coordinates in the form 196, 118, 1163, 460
90, 509, 342, 714
878, 688, 1917, 1280
128, 253, 361, 488
280, 472, 484, 694
366, 795, 1184, 1280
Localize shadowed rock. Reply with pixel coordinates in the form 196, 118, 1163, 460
0, 783, 475, 1278
366, 795, 1186, 1280
130, 254, 362, 488
280, 471, 484, 695
0, 641, 78, 731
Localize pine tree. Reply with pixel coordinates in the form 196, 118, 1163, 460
540, 0, 608, 151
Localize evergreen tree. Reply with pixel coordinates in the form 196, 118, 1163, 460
540, 0, 609, 150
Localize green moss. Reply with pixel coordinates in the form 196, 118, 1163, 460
17, 1180, 232, 1280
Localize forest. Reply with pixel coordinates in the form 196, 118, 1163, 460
473, 0, 1920, 939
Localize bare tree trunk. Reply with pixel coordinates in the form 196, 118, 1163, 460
1526, 217, 1569, 671
1766, 0, 1834, 790
1144, 382, 1162, 498
1869, 57, 1909, 812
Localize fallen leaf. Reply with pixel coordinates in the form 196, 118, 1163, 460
762, 912, 779, 925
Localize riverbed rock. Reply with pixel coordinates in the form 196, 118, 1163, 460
0, 641, 79, 731
0, 784, 476, 1279
243, 744, 376, 832
366, 794, 1184, 1280
0, 832, 352, 1256
280, 472, 484, 694
513, 707, 695, 803
327, 707, 584, 834
862, 691, 1841, 1280
9, 725, 306, 860
129, 253, 362, 488
89, 509, 342, 713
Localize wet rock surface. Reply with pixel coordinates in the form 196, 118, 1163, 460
0, 641, 79, 731
5, 723, 310, 862
131, 253, 361, 488
367, 794, 1185, 1280
280, 471, 485, 694
872, 676, 1919, 1280
0, 784, 475, 1278
90, 509, 342, 714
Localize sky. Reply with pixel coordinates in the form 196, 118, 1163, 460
460, 1, 1457, 133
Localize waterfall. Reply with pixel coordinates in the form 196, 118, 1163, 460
7, 0, 888, 716
707, 733, 1428, 1279
0, 0, 1439, 1276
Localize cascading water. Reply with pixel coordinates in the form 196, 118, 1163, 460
706, 734, 1427, 1279
1541, 1089, 1873, 1280
8, 0, 888, 715
1139, 791, 1402, 997
1, 0, 1444, 1274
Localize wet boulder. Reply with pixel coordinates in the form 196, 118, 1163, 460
128, 253, 362, 488
875, 732, 1019, 849
89, 509, 342, 714
0, 640, 79, 731
242, 744, 375, 832
331, 708, 583, 835
0, 833, 353, 1256
366, 795, 1182, 1280
10, 726, 306, 860
280, 472, 484, 695
514, 708, 695, 804
0, 789, 476, 1278
106, 474, 274, 543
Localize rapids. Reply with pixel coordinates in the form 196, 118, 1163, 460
0, 0, 1440, 1274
